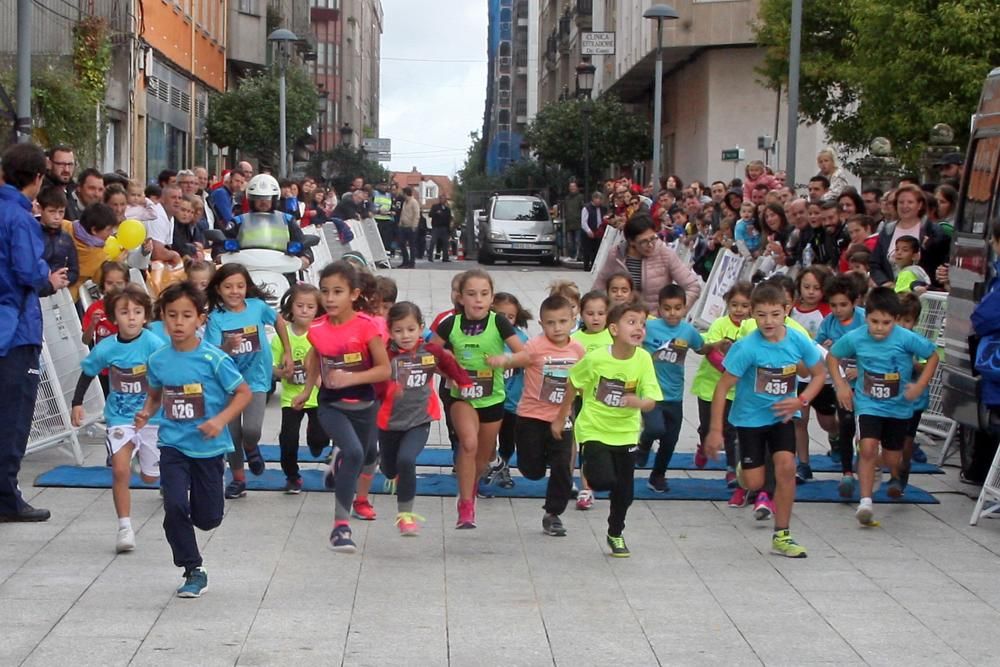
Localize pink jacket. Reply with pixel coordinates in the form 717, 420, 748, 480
743, 174, 777, 201
592, 240, 702, 312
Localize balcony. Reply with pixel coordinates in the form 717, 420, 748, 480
500, 21, 512, 40
576, 0, 593, 30
498, 90, 511, 107
498, 56, 511, 73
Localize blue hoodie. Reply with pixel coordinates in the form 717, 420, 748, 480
0, 184, 52, 356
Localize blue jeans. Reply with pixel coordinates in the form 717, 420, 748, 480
639, 400, 684, 476
0, 345, 42, 514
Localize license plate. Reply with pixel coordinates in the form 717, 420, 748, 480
512, 243, 534, 249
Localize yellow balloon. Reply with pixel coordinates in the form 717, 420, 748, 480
117, 219, 146, 250
104, 236, 124, 260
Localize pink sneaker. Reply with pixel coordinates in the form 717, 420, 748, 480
395, 512, 424, 536
575, 489, 594, 511
694, 445, 708, 469
352, 498, 377, 521
728, 487, 748, 508
456, 499, 476, 529
753, 492, 774, 521
725, 471, 738, 488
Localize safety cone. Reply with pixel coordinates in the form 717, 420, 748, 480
457, 242, 465, 261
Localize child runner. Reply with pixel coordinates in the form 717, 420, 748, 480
705, 283, 826, 558
570, 290, 613, 510
636, 284, 703, 492
896, 292, 932, 483
205, 264, 293, 498
82, 261, 129, 395
828, 288, 938, 525
548, 280, 582, 329
816, 274, 866, 497
71, 285, 165, 552
790, 265, 836, 484
378, 302, 471, 535
507, 295, 584, 535
430, 269, 526, 528
691, 282, 752, 503
485, 292, 532, 490
606, 272, 635, 308
555, 302, 661, 557
294, 261, 391, 552
273, 283, 328, 494
136, 282, 252, 597
430, 272, 465, 456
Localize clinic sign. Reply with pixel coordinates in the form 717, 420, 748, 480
581, 32, 615, 56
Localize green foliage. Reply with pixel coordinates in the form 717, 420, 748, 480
306, 144, 391, 194
754, 0, 1000, 167
72, 16, 112, 108
206, 63, 318, 167
524, 95, 650, 186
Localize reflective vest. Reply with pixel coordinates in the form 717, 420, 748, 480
236, 212, 291, 252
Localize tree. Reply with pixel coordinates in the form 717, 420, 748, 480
524, 95, 650, 187
306, 145, 391, 194
754, 0, 1000, 167
206, 64, 318, 168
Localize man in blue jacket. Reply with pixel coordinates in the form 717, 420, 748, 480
0, 143, 69, 522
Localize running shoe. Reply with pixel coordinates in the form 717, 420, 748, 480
725, 470, 738, 488
606, 534, 630, 558
542, 513, 567, 537
728, 487, 748, 508
245, 447, 266, 476
753, 492, 774, 521
828, 449, 842, 465
646, 473, 669, 493
771, 530, 808, 558
575, 489, 594, 511
912, 444, 928, 464
329, 524, 357, 553
352, 498, 377, 521
483, 460, 502, 485
308, 442, 327, 459
176, 567, 208, 598
395, 512, 424, 536
633, 446, 651, 468
284, 477, 303, 495
838, 475, 857, 499
496, 462, 515, 489
224, 479, 246, 499
476, 478, 495, 499
795, 462, 813, 485
115, 526, 135, 553
886, 477, 903, 499
456, 499, 476, 529
694, 445, 708, 469
856, 502, 875, 526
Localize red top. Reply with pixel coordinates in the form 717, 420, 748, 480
83, 300, 118, 376
307, 313, 380, 403
377, 341, 471, 431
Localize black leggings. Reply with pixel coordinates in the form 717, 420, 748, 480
837, 407, 856, 474
498, 409, 518, 461
379, 423, 430, 513
581, 441, 634, 537
515, 417, 573, 516
279, 407, 329, 481
697, 398, 737, 469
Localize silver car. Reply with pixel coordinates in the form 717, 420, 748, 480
477, 195, 558, 265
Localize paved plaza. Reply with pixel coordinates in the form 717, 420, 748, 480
4, 262, 1000, 666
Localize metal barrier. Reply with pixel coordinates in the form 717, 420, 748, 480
912, 291, 958, 465
359, 218, 391, 268
27, 288, 105, 463
689, 251, 747, 329
303, 226, 334, 286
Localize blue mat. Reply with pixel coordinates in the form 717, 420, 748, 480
255, 444, 943, 475
34, 466, 938, 504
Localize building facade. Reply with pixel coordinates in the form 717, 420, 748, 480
391, 167, 453, 209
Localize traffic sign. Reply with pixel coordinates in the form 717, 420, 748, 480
581, 31, 615, 56
721, 147, 745, 162
362, 137, 391, 153
371, 152, 391, 162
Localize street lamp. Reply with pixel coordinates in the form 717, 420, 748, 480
575, 60, 596, 197
268, 28, 298, 178
642, 4, 679, 186
339, 123, 354, 147
315, 91, 328, 152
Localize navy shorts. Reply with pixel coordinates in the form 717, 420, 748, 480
857, 415, 909, 451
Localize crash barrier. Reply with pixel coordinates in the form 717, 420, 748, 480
589, 226, 623, 277
911, 291, 958, 466
302, 225, 334, 287
359, 218, 391, 268
688, 251, 747, 330
27, 288, 105, 463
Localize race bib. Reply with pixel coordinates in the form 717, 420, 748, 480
223, 325, 262, 356
595, 376, 636, 408
109, 365, 148, 394
839, 358, 857, 375
163, 384, 205, 422
539, 365, 569, 404
864, 371, 900, 399
754, 365, 796, 396
321, 352, 366, 389
654, 339, 688, 365
397, 355, 436, 390
460, 369, 494, 400
291, 360, 306, 386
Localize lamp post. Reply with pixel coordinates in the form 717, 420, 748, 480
316, 91, 328, 152
575, 61, 596, 197
642, 4, 679, 185
339, 123, 354, 147
268, 28, 298, 178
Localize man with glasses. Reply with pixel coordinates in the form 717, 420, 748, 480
44, 145, 80, 220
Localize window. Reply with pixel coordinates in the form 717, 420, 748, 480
237, 0, 258, 15
958, 135, 1000, 236
492, 199, 549, 221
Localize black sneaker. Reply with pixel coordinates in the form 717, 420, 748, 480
542, 513, 567, 536
633, 446, 651, 468
245, 447, 266, 476
646, 473, 669, 493
224, 479, 246, 499
0, 504, 51, 522
329, 524, 357, 553
887, 477, 903, 499
607, 533, 630, 558
284, 477, 303, 495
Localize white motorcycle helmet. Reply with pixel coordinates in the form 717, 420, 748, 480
246, 173, 281, 201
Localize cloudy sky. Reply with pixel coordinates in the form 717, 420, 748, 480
379, 0, 487, 178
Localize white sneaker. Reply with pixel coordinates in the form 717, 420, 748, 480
116, 526, 136, 553
855, 502, 874, 526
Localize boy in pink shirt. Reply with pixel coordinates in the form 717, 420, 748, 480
508, 295, 585, 536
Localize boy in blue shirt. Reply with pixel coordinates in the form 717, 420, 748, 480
637, 284, 703, 492
827, 288, 938, 526
815, 274, 866, 498
135, 282, 251, 598
705, 284, 826, 558
890, 292, 933, 491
